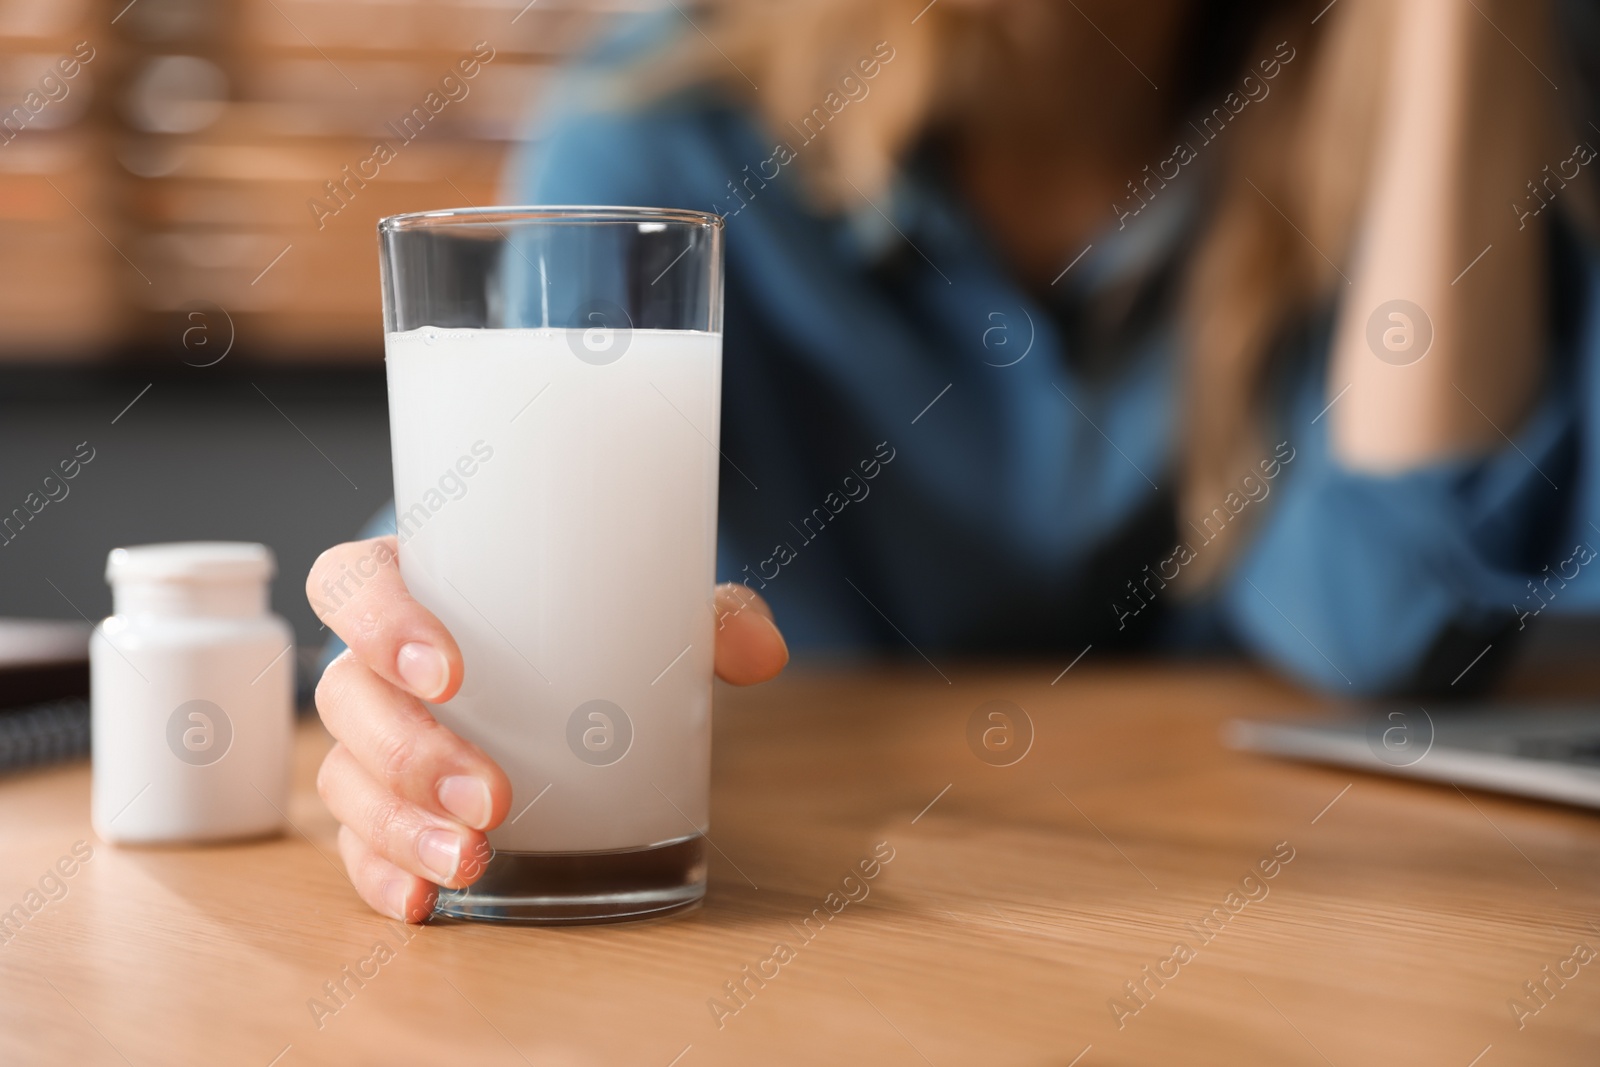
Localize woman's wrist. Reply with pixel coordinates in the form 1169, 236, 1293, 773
1328, 0, 1554, 472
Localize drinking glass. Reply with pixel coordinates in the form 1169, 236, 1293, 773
378, 206, 723, 923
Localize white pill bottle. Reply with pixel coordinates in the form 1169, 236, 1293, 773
91, 542, 294, 843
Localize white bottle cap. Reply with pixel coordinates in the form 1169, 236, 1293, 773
106, 542, 275, 585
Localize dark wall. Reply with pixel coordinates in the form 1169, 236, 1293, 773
0, 367, 392, 649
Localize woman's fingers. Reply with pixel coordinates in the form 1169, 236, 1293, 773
309, 553, 785, 924
306, 536, 463, 703
336, 824, 437, 924
315, 650, 511, 831
713, 583, 789, 685
318, 741, 492, 890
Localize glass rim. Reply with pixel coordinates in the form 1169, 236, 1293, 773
378, 205, 724, 233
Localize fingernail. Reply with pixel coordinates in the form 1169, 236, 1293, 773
418, 829, 462, 882
438, 775, 493, 830
379, 876, 410, 921
397, 642, 449, 700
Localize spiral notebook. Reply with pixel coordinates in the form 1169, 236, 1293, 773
0, 618, 91, 774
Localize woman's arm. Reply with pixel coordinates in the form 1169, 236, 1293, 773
1219, 0, 1590, 695
1329, 0, 1557, 470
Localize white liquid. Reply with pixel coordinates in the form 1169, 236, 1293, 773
385, 327, 721, 852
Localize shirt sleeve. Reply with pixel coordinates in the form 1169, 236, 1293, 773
1219, 241, 1600, 695
502, 82, 732, 213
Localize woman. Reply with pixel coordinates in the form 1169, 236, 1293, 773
310, 0, 1600, 921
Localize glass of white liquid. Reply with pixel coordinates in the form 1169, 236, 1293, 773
377, 207, 723, 923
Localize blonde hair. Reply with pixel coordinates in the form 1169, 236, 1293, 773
631, 0, 1590, 585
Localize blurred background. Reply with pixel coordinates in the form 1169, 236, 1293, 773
4, 0, 1597, 676
0, 0, 646, 649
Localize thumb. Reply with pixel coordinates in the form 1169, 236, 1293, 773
712, 584, 788, 685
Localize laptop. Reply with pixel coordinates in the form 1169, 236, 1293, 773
1225, 705, 1600, 809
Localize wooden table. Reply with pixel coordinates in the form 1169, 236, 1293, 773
4, 665, 1599, 1066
